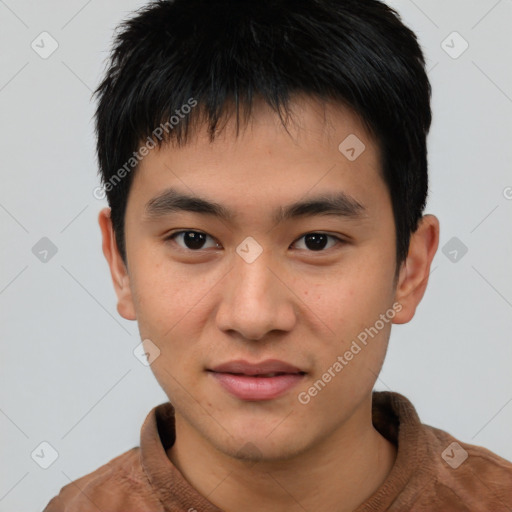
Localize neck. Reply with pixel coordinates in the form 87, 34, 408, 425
167, 397, 397, 512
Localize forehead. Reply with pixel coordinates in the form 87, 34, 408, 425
128, 96, 388, 224
159, 95, 379, 166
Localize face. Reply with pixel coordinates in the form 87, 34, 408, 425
100, 96, 436, 462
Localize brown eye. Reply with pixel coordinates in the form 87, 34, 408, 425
167, 231, 220, 251
292, 233, 342, 252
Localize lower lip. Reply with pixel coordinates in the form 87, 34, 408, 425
208, 372, 305, 400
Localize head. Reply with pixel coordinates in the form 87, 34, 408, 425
96, 0, 439, 462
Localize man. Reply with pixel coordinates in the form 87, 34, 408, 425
44, 0, 512, 510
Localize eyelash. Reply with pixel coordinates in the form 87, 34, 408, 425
164, 230, 345, 253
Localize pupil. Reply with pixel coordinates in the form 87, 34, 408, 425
182, 233, 328, 251
185, 231, 206, 250
305, 233, 327, 251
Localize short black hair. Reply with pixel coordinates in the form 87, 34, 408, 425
94, 0, 432, 273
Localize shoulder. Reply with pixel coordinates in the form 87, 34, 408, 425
419, 425, 512, 509
42, 447, 163, 512
371, 392, 512, 510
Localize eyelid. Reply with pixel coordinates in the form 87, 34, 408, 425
165, 230, 220, 251
165, 229, 346, 252
291, 232, 345, 251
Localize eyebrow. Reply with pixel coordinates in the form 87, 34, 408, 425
143, 187, 367, 225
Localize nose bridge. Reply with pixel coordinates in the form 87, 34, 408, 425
216, 243, 296, 340
233, 246, 273, 301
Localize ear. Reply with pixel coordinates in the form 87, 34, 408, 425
392, 214, 440, 324
98, 207, 137, 321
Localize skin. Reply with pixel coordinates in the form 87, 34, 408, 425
99, 95, 439, 512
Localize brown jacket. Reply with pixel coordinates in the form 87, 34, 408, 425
43, 391, 512, 511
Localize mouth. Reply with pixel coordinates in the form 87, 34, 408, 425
214, 372, 306, 377
206, 359, 307, 401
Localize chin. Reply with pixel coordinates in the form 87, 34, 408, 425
211, 422, 310, 464
222, 440, 306, 465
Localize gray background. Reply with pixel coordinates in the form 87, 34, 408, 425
1, 0, 511, 510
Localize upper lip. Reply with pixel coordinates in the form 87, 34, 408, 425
209, 359, 306, 375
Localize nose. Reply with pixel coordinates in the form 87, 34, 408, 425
215, 248, 297, 341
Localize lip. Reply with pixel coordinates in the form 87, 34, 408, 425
210, 359, 305, 375
207, 359, 306, 401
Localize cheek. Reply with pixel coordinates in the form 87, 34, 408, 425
300, 273, 394, 402
130, 254, 201, 330
306, 260, 393, 337
131, 264, 207, 397
129, 255, 220, 371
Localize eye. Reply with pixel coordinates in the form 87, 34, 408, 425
165, 230, 345, 253
291, 232, 343, 252
165, 230, 220, 251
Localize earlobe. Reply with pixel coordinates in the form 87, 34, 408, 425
392, 214, 440, 324
98, 208, 137, 321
